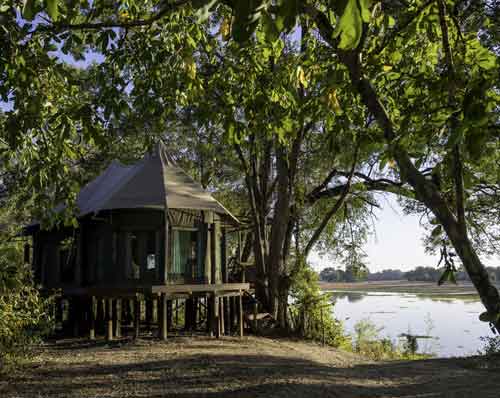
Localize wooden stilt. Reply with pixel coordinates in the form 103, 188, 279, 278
146, 298, 153, 327
231, 296, 237, 334
167, 300, 172, 331
223, 297, 230, 335
174, 300, 179, 327
238, 291, 244, 338
152, 297, 158, 324
89, 296, 96, 340
159, 293, 168, 341
184, 297, 192, 331
207, 296, 213, 335
192, 297, 198, 331
105, 299, 113, 341
114, 298, 122, 338
72, 297, 80, 337
253, 301, 258, 334
134, 297, 141, 339
213, 294, 220, 339
219, 297, 225, 335
97, 298, 105, 335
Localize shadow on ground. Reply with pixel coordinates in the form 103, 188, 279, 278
3, 338, 500, 398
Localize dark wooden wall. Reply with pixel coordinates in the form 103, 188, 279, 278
32, 208, 225, 289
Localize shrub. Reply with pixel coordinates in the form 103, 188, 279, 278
0, 242, 54, 371
351, 318, 430, 361
289, 264, 349, 348
478, 335, 500, 356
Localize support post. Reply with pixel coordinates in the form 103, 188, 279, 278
231, 296, 237, 333
134, 297, 141, 339
146, 298, 153, 327
223, 297, 230, 335
210, 294, 219, 338
159, 293, 168, 341
174, 300, 179, 327
152, 297, 158, 324
219, 297, 225, 335
238, 291, 244, 338
167, 300, 172, 331
207, 296, 213, 335
89, 296, 96, 340
185, 298, 193, 331
72, 297, 80, 337
114, 298, 122, 338
105, 299, 113, 341
253, 301, 258, 334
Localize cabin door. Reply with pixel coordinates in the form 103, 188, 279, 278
171, 229, 203, 283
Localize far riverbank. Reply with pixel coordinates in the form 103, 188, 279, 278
319, 280, 495, 298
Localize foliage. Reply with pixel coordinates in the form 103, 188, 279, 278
320, 265, 500, 283
351, 318, 431, 361
0, 241, 54, 371
288, 264, 348, 348
478, 335, 500, 357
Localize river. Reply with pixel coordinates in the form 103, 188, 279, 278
331, 291, 494, 357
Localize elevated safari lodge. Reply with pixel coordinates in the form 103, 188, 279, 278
25, 144, 250, 341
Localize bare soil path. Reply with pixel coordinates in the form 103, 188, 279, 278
2, 336, 499, 398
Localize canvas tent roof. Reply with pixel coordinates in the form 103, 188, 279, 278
74, 144, 238, 223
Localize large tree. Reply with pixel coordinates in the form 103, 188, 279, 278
2, 0, 499, 330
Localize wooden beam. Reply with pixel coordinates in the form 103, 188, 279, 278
150, 283, 250, 295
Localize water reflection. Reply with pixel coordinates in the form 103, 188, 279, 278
331, 291, 493, 357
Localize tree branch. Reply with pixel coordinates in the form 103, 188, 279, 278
304, 144, 360, 258
47, 1, 189, 32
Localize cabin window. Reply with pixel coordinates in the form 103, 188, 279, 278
125, 230, 159, 279
147, 254, 156, 270
129, 233, 141, 279
171, 229, 203, 282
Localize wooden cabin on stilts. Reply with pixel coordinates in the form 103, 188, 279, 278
25, 143, 249, 341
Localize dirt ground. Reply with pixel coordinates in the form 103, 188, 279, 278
2, 336, 500, 398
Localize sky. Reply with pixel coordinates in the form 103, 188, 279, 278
310, 195, 500, 272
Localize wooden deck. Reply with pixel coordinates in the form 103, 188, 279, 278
57, 283, 250, 298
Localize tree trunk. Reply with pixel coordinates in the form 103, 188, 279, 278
267, 142, 291, 327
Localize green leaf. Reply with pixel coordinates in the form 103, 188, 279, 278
359, 0, 372, 23
192, 0, 218, 23
46, 0, 58, 21
276, 0, 299, 32
431, 225, 442, 238
479, 311, 500, 323
333, 0, 363, 50
23, 0, 36, 20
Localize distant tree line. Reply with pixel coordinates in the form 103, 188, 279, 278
319, 266, 500, 283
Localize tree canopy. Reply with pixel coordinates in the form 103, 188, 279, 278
1, 0, 499, 330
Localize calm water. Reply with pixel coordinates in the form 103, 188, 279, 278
331, 291, 493, 357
